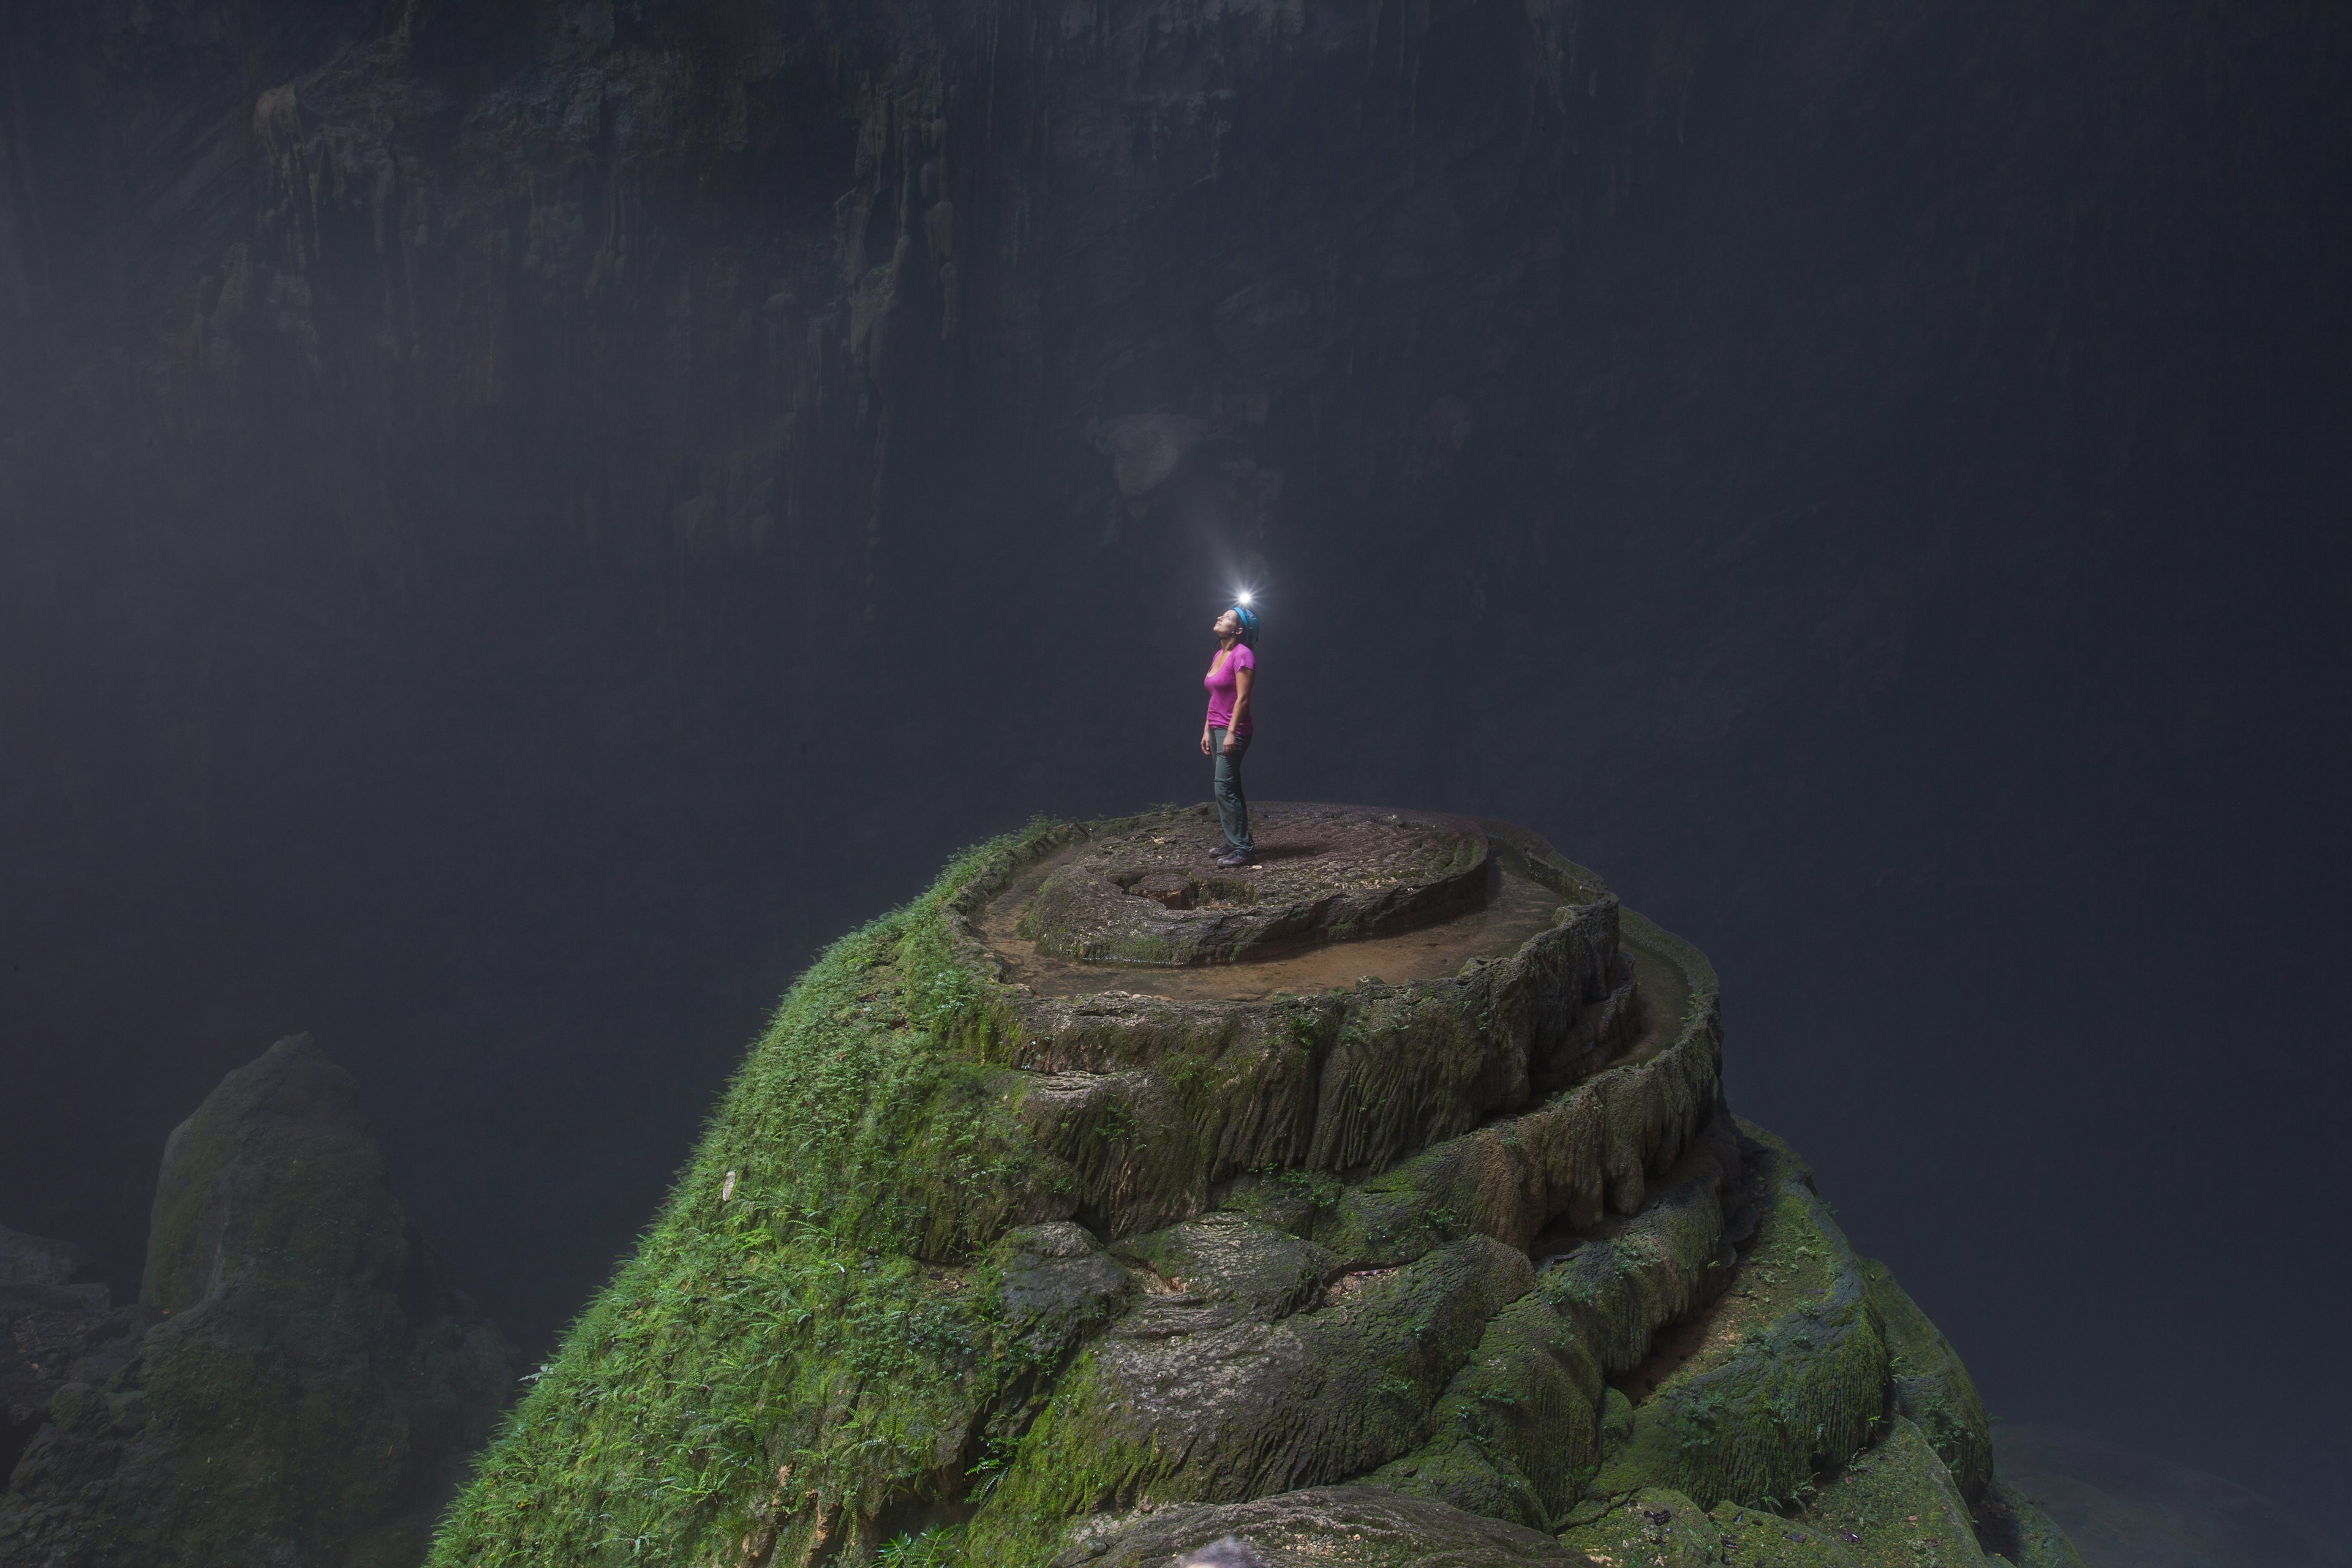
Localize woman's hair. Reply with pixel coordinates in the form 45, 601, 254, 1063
1228, 604, 1259, 647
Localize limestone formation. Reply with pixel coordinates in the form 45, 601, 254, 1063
1014, 807, 1491, 966
0, 1038, 517, 1568
427, 808, 2084, 1567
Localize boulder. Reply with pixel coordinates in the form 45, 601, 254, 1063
0, 1037, 517, 1568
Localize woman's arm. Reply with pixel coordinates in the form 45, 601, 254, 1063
1224, 665, 1254, 751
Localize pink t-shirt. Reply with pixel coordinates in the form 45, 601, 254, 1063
1204, 643, 1255, 735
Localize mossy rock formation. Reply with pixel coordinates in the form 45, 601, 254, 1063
428, 810, 2083, 1568
1, 1036, 518, 1568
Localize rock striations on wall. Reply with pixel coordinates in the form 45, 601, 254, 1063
427, 807, 2087, 1567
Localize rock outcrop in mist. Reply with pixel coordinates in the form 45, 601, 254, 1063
424, 809, 2086, 1566
1, 0, 2343, 1542
0, 1038, 515, 1568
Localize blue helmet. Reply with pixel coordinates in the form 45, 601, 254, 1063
1229, 603, 1259, 646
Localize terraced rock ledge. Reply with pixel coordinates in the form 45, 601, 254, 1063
1012, 805, 1493, 967
428, 808, 2084, 1568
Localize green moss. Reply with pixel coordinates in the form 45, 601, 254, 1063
424, 812, 2057, 1568
1590, 1135, 1891, 1512
1564, 1487, 1860, 1567
1980, 1480, 2089, 1568
127, 1128, 418, 1556
1368, 1153, 1739, 1532
1286, 940, 1725, 1277
4, 1038, 514, 1568
1862, 1261, 1992, 1507
1009, 1001, 1343, 1237
132, 1303, 415, 1548
1600, 1386, 1635, 1457
140, 1104, 238, 1313
1792, 1416, 1989, 1568
1537, 1169, 1730, 1384
428, 829, 1079, 1568
1105, 1212, 1335, 1317
141, 1037, 410, 1314
1305, 1145, 1471, 1267
1368, 1291, 1602, 1528
1705, 1500, 1874, 1565
963, 1235, 1531, 1562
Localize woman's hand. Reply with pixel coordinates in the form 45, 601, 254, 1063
1200, 728, 1213, 756
1222, 731, 1242, 755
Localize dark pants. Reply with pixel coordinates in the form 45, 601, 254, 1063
1210, 726, 1253, 853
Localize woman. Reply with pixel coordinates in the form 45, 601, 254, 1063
1200, 603, 1259, 865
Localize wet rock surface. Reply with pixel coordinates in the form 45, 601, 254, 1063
1012, 1235, 1534, 1512
426, 812, 2097, 1568
1014, 806, 1490, 967
0, 1038, 516, 1568
1055, 1485, 1588, 1566
963, 815, 1651, 1236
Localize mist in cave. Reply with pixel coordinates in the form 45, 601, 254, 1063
1, 0, 2345, 1550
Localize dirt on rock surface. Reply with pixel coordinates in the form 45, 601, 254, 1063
1003, 804, 1494, 971
982, 856, 1572, 1001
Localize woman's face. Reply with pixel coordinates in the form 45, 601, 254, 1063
1213, 609, 1242, 641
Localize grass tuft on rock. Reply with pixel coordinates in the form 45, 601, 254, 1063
428, 831, 1064, 1568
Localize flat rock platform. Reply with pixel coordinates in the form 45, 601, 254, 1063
964, 804, 1627, 1001
1006, 803, 1492, 970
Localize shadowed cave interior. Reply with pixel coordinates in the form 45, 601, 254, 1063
0, 0, 2346, 1562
